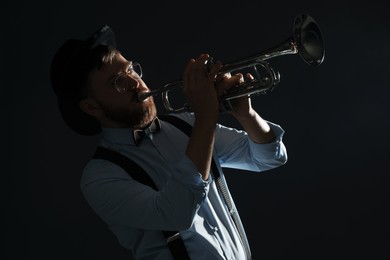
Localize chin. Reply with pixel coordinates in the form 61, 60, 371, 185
137, 98, 157, 126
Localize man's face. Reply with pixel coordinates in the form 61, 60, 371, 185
87, 52, 157, 129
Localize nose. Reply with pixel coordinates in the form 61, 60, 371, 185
126, 74, 140, 91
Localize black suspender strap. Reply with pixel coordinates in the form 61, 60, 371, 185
92, 146, 190, 260
93, 146, 157, 189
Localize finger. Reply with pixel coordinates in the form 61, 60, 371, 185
224, 73, 243, 90
183, 58, 196, 88
223, 72, 232, 79
208, 60, 222, 80
236, 73, 244, 84
246, 73, 255, 81
194, 54, 209, 80
215, 72, 229, 83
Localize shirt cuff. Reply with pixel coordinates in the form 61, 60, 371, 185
171, 155, 211, 199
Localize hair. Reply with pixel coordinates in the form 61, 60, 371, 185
78, 44, 119, 99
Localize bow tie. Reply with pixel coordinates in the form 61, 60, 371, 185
132, 117, 161, 146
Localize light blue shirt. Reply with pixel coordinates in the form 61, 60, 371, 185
80, 112, 287, 259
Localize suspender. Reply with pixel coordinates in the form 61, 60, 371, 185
92, 114, 251, 259
93, 146, 190, 260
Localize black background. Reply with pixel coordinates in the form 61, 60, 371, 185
4, 0, 390, 259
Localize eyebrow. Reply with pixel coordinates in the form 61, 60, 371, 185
106, 61, 132, 85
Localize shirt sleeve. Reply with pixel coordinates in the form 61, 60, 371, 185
214, 121, 288, 172
80, 155, 210, 232
173, 111, 287, 172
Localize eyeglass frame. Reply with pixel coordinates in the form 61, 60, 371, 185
112, 61, 143, 94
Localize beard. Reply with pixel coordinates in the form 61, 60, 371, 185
97, 97, 157, 129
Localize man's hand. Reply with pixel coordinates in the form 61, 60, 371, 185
183, 53, 221, 120
215, 72, 256, 120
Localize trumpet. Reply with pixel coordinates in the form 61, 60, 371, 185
138, 13, 325, 112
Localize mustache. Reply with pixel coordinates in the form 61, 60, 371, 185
132, 88, 151, 103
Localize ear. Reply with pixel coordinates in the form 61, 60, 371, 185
79, 98, 102, 118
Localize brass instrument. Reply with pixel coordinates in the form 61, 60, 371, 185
138, 13, 325, 112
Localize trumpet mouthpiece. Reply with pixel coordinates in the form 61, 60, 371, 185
137, 92, 149, 102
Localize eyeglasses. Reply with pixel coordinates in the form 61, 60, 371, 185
113, 62, 143, 94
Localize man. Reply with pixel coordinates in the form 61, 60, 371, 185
50, 25, 287, 260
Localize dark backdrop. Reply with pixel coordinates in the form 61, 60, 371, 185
4, 0, 389, 259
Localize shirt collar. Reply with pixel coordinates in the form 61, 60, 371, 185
101, 117, 161, 146
101, 127, 136, 145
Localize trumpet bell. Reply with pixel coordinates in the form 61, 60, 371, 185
293, 14, 325, 66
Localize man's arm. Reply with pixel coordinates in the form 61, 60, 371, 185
183, 54, 221, 180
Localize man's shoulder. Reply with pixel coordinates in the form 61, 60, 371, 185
80, 150, 132, 185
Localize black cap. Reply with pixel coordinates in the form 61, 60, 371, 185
50, 25, 116, 136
